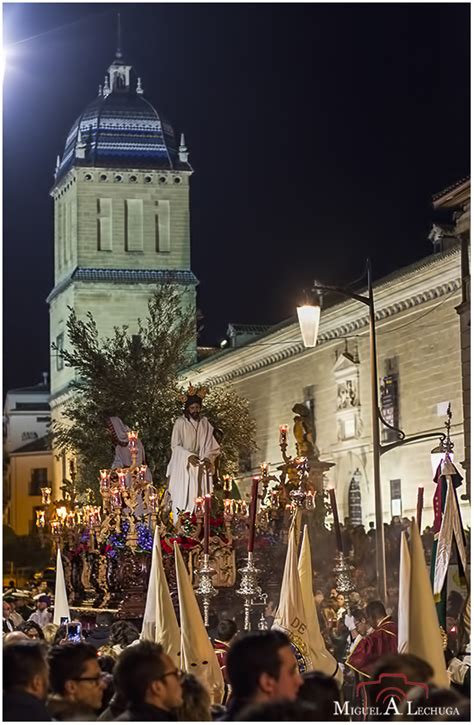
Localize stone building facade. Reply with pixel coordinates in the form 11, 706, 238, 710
182, 246, 469, 526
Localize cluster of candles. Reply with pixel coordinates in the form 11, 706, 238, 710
99, 466, 158, 511
197, 474, 261, 554
36, 502, 101, 535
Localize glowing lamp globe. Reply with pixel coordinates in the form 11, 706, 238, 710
297, 303, 321, 348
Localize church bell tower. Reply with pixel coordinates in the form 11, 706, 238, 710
48, 46, 196, 494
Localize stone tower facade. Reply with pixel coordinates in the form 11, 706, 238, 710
48, 51, 196, 494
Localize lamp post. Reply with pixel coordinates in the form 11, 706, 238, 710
297, 259, 448, 603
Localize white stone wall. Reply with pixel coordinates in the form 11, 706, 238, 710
181, 249, 469, 526
51, 167, 192, 281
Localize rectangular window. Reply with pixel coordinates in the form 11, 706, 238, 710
97, 198, 113, 251
65, 200, 71, 263
125, 199, 144, 251
56, 332, 64, 371
155, 200, 171, 252
29, 468, 48, 496
36, 417, 50, 423
390, 479, 402, 518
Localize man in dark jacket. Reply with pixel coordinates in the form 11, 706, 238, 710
47, 642, 106, 720
114, 641, 183, 721
3, 640, 51, 721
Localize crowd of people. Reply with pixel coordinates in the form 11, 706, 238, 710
2, 567, 471, 722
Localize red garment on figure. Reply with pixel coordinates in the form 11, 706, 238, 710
345, 616, 398, 678
213, 639, 230, 683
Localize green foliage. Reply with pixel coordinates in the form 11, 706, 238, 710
52, 285, 256, 495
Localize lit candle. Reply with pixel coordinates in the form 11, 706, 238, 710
149, 492, 157, 513
204, 494, 211, 555
127, 430, 138, 450
328, 487, 344, 552
224, 499, 233, 519
248, 476, 259, 553
41, 487, 51, 506
118, 471, 126, 491
36, 510, 46, 528
416, 486, 424, 531
223, 475, 232, 492
66, 512, 76, 528
139, 465, 147, 481
195, 497, 204, 518
261, 462, 269, 478
99, 470, 110, 495
279, 425, 289, 446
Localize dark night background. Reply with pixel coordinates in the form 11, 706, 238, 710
3, 3, 470, 395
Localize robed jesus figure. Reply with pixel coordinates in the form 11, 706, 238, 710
166, 386, 220, 521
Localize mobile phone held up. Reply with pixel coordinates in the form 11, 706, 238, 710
67, 621, 82, 643
60, 616, 70, 626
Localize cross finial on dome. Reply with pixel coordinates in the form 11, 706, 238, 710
179, 133, 189, 163
137, 77, 144, 95
55, 154, 60, 176
116, 13, 122, 60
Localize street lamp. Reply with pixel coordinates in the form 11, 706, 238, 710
297, 259, 447, 603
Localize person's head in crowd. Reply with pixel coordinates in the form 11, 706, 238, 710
216, 618, 237, 643
365, 600, 388, 629
48, 642, 106, 712
239, 699, 317, 721
330, 587, 338, 599
109, 619, 139, 649
173, 672, 211, 721
4, 595, 17, 610
226, 630, 303, 706
38, 581, 49, 594
352, 608, 371, 637
3, 599, 12, 620
19, 620, 45, 640
98, 654, 116, 674
3, 640, 49, 700
298, 671, 343, 718
113, 641, 183, 712
400, 685, 468, 721
36, 594, 51, 611
372, 654, 434, 684
30, 585, 39, 598
3, 630, 30, 645
349, 591, 362, 606
336, 594, 346, 610
313, 589, 324, 606
42, 623, 59, 644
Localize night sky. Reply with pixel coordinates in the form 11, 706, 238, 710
3, 2, 470, 395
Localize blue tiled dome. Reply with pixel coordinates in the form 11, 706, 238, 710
57, 58, 190, 180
